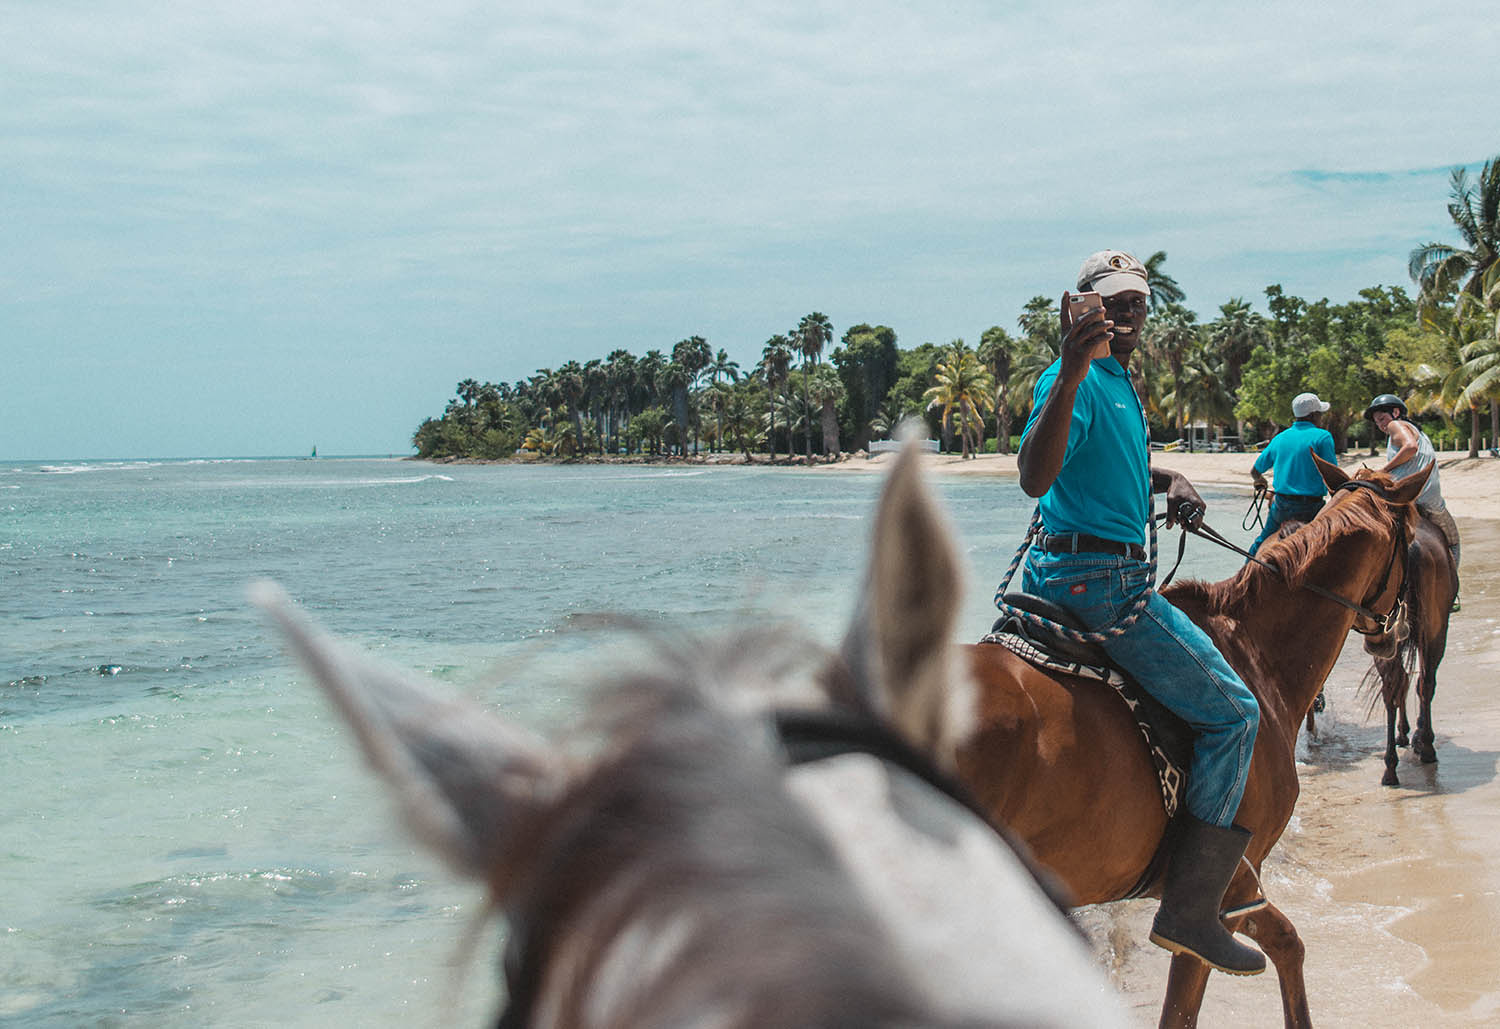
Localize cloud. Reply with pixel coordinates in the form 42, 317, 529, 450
3, 1, 1498, 456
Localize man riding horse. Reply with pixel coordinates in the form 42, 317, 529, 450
1014, 249, 1265, 976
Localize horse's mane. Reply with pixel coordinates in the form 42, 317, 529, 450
503, 636, 973, 1028
1169, 469, 1410, 613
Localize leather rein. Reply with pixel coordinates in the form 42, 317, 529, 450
1159, 479, 1410, 637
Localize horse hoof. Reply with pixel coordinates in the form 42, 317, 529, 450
1419, 751, 1438, 765
1382, 770, 1400, 787
1395, 734, 1409, 748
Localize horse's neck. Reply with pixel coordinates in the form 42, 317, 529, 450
1217, 542, 1380, 714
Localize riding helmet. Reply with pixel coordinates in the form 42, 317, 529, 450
1363, 393, 1407, 421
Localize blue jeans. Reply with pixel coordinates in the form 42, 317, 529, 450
1022, 548, 1260, 827
1247, 493, 1325, 557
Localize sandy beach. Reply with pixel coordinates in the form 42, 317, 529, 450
822, 448, 1500, 1026
816, 447, 1497, 521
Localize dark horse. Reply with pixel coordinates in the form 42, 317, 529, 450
953, 454, 1432, 1029
1364, 514, 1457, 785
253, 443, 1128, 1027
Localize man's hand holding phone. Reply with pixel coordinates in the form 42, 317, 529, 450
1058, 290, 1114, 385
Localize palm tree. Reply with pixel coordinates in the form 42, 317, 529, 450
583, 359, 608, 455
923, 341, 995, 459
719, 381, 763, 461
671, 337, 712, 454
1163, 346, 1234, 451
1016, 294, 1058, 348
977, 325, 1028, 454
636, 350, 668, 418
604, 349, 636, 454
705, 348, 740, 452
1412, 156, 1500, 451
769, 390, 815, 458
867, 400, 913, 442
795, 312, 834, 461
660, 361, 692, 456
1206, 299, 1270, 440
1143, 251, 1186, 312
1141, 303, 1201, 443
555, 361, 587, 448
807, 365, 845, 456
1410, 157, 1500, 315
760, 336, 793, 461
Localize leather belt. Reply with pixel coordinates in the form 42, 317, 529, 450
1036, 532, 1145, 561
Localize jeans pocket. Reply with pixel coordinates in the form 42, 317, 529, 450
1119, 564, 1152, 601
1044, 565, 1123, 630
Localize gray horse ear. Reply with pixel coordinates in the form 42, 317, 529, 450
250, 581, 561, 892
836, 434, 971, 766
1313, 451, 1349, 490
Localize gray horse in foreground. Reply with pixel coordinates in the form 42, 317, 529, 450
253, 444, 1126, 1027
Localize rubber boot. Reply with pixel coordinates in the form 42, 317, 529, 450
1149, 816, 1267, 976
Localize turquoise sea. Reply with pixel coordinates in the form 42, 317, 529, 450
1, 457, 1251, 1026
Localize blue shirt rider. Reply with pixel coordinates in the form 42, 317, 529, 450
1017, 249, 1265, 977
1247, 393, 1337, 557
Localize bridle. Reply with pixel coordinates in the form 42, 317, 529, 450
1165, 479, 1411, 637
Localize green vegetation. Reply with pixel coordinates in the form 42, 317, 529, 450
415, 155, 1500, 461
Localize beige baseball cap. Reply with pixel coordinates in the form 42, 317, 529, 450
1077, 250, 1151, 297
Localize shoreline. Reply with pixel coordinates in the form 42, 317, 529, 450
421, 449, 1499, 521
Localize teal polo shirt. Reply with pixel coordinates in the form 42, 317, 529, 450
1022, 355, 1150, 545
1251, 420, 1336, 497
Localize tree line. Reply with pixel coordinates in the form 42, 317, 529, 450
413, 154, 1500, 462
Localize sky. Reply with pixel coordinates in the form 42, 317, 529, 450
4, 1, 1497, 460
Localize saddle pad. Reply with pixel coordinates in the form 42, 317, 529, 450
978, 630, 1186, 820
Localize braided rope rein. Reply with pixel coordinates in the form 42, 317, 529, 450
990, 497, 1160, 644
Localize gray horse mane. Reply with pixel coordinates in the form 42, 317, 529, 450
506, 656, 980, 1027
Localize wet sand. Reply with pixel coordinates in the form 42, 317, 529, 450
823, 450, 1500, 1026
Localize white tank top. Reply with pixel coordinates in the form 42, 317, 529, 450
1385, 425, 1442, 508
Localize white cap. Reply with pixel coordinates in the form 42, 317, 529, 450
1292, 392, 1330, 417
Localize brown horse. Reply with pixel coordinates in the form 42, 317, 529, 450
1363, 514, 1457, 785
953, 454, 1432, 1029
251, 442, 1129, 1028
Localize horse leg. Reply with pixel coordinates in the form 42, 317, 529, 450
1382, 696, 1401, 787
1303, 706, 1316, 738
1157, 953, 1212, 1029
1241, 903, 1311, 1029
1414, 657, 1439, 765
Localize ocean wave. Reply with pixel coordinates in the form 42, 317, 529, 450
604, 470, 711, 480
35, 461, 162, 475
190, 473, 455, 489
316, 474, 455, 487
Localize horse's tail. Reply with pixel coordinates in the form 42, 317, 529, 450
1359, 616, 1419, 718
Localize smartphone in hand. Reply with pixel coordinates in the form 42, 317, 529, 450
1066, 291, 1111, 358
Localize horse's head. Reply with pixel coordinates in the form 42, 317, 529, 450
251, 440, 1123, 1027
1305, 452, 1432, 634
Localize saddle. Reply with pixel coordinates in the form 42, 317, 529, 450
981, 593, 1193, 822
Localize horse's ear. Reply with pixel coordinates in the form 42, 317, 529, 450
250, 581, 560, 892
1313, 451, 1349, 490
1386, 461, 1434, 506
836, 430, 970, 766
